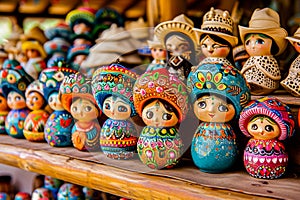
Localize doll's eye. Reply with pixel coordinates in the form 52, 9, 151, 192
245, 40, 251, 46
85, 106, 92, 112
201, 44, 207, 48
256, 39, 265, 45
218, 104, 228, 112
265, 125, 274, 132
212, 44, 220, 49
118, 105, 128, 112
251, 124, 258, 130
72, 106, 77, 112
197, 101, 206, 109
104, 103, 110, 110
33, 97, 38, 102
146, 111, 153, 119
15, 96, 21, 101
162, 113, 172, 120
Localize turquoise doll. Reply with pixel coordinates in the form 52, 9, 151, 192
32, 188, 54, 200
23, 80, 50, 142
57, 183, 84, 200
239, 97, 295, 179
91, 63, 138, 159
60, 72, 101, 151
44, 175, 64, 200
133, 68, 189, 169
39, 58, 77, 147
0, 88, 9, 134
0, 59, 33, 138
187, 63, 250, 173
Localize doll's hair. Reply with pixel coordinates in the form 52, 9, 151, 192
249, 114, 277, 125
245, 33, 279, 55
28, 91, 48, 109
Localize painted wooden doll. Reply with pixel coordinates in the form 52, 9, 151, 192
145, 36, 167, 72
187, 63, 250, 173
239, 97, 295, 179
0, 59, 33, 138
32, 188, 54, 200
60, 72, 101, 151
14, 192, 31, 200
23, 80, 50, 142
39, 58, 77, 147
92, 64, 138, 159
44, 175, 64, 200
0, 89, 9, 134
281, 27, 300, 97
133, 68, 189, 169
193, 7, 238, 70
154, 14, 198, 81
0, 193, 10, 200
239, 8, 288, 95
57, 183, 84, 200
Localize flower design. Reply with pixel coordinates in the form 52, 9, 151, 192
195, 71, 227, 91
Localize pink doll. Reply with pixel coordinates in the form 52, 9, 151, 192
239, 97, 295, 179
23, 80, 50, 142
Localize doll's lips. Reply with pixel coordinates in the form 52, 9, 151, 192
208, 113, 215, 118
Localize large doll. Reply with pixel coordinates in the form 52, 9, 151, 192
133, 68, 189, 169
187, 63, 250, 173
239, 8, 288, 95
92, 64, 138, 159
239, 97, 295, 179
39, 58, 77, 147
0, 59, 33, 138
154, 14, 198, 82
23, 80, 50, 142
281, 27, 300, 96
193, 7, 238, 70
0, 88, 9, 134
60, 72, 101, 151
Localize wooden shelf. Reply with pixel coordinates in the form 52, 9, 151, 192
0, 134, 300, 199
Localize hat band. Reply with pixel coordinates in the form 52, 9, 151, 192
202, 27, 233, 36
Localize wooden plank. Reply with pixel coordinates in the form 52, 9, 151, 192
0, 143, 273, 200
251, 90, 300, 106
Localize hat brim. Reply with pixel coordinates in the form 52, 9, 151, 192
22, 41, 47, 59
154, 21, 197, 47
238, 25, 288, 56
193, 28, 238, 47
286, 36, 300, 44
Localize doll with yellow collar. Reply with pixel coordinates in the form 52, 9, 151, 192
60, 72, 101, 151
187, 62, 250, 173
238, 8, 288, 95
133, 68, 189, 169
92, 63, 138, 159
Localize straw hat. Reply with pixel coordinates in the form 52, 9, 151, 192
154, 14, 197, 47
286, 27, 300, 44
21, 26, 47, 44
22, 40, 47, 59
194, 7, 238, 47
147, 35, 164, 49
239, 8, 288, 56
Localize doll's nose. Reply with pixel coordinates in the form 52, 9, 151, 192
207, 46, 214, 52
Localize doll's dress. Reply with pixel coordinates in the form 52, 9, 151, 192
100, 118, 137, 159
71, 120, 101, 151
280, 55, 300, 96
241, 56, 281, 95
167, 55, 192, 82
0, 110, 9, 134
146, 59, 165, 72
5, 109, 30, 138
24, 57, 46, 80
23, 109, 50, 141
244, 138, 288, 179
137, 126, 183, 169
191, 122, 238, 173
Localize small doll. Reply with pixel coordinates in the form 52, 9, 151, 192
39, 58, 77, 147
0, 59, 33, 138
67, 44, 90, 71
239, 97, 295, 179
23, 80, 49, 142
193, 7, 238, 70
60, 72, 101, 151
44, 176, 64, 200
0, 88, 9, 134
31, 188, 54, 200
187, 63, 250, 173
0, 193, 10, 200
57, 183, 84, 200
92, 64, 138, 159
239, 8, 288, 95
14, 192, 31, 200
146, 36, 167, 72
154, 14, 198, 81
133, 68, 189, 169
281, 27, 300, 96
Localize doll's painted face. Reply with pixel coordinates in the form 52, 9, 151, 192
166, 35, 190, 56
103, 96, 131, 120
71, 98, 99, 122
193, 95, 235, 123
7, 91, 26, 110
73, 22, 91, 35
73, 54, 87, 66
151, 47, 167, 60
0, 95, 8, 111
201, 35, 230, 58
26, 49, 41, 59
245, 33, 273, 56
292, 41, 300, 53
247, 116, 280, 140
26, 91, 45, 110
142, 100, 178, 127
48, 92, 64, 111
